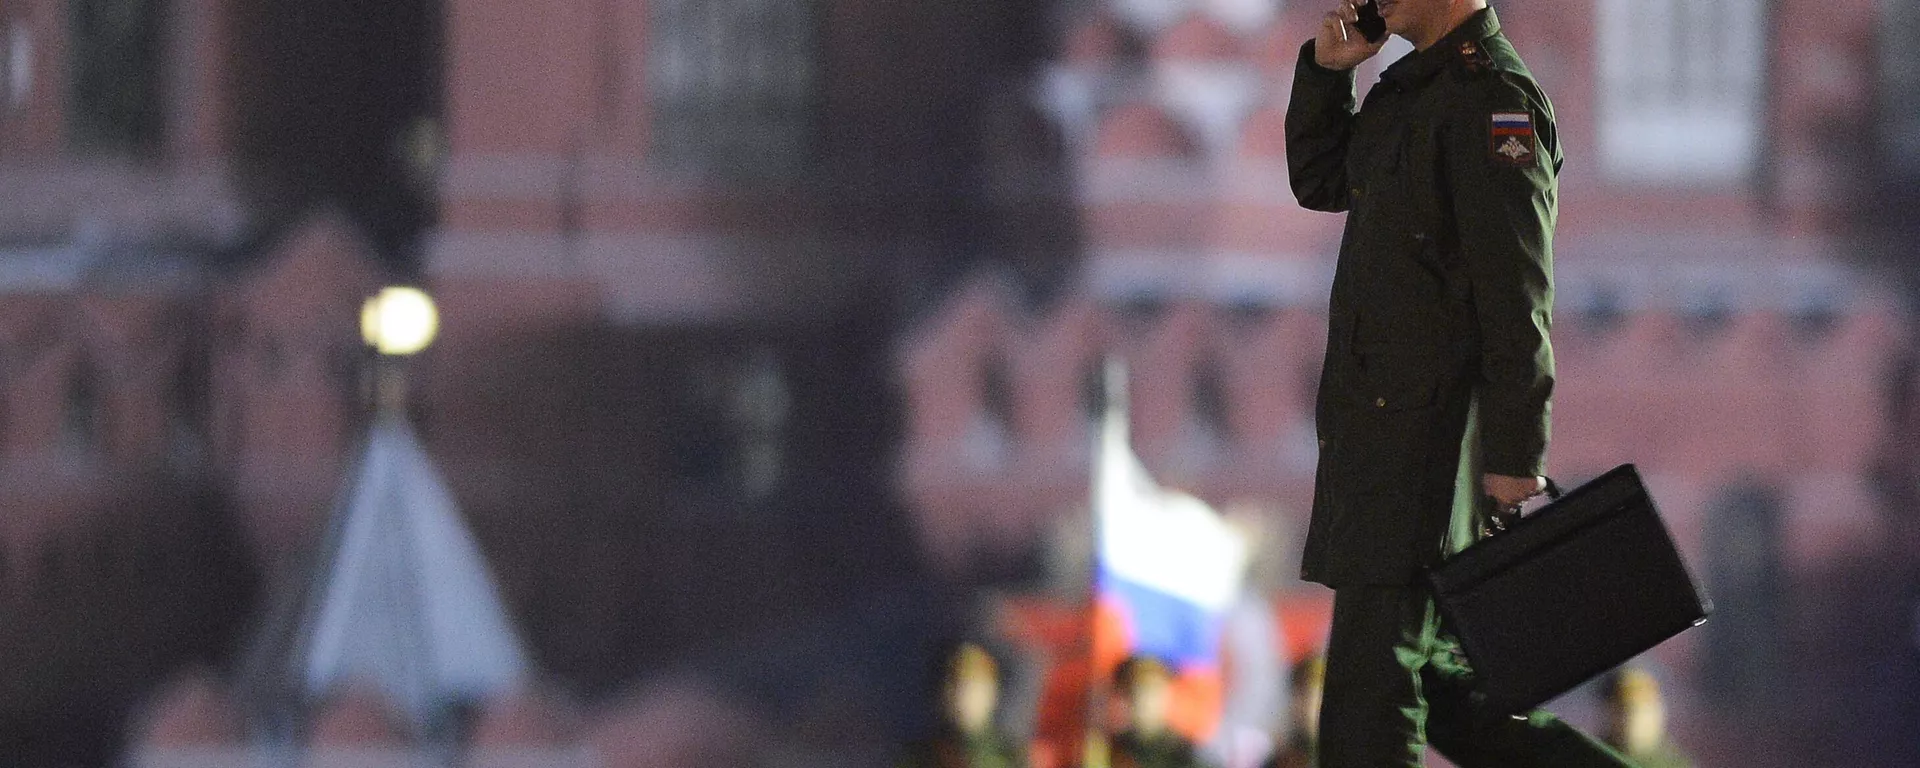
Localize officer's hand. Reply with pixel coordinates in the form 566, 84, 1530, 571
1483, 473, 1546, 511
1315, 0, 1387, 71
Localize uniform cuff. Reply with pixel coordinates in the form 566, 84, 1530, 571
1297, 40, 1358, 81
1481, 450, 1546, 480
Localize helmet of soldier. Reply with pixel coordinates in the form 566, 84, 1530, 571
941, 641, 1000, 734
1111, 655, 1175, 735
1600, 666, 1667, 755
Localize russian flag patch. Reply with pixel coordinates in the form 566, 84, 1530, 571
1490, 111, 1535, 166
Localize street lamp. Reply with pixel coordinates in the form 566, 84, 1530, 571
361, 286, 438, 412
361, 285, 439, 356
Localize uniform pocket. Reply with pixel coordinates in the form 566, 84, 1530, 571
1350, 345, 1443, 412
1355, 374, 1437, 412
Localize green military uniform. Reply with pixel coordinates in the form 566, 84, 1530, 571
895, 729, 1026, 768
1289, 6, 1559, 588
1109, 729, 1204, 768
1285, 8, 1634, 768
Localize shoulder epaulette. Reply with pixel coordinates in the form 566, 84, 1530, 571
1456, 39, 1496, 76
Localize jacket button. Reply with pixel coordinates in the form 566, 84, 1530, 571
1375, 397, 1388, 407
1350, 186, 1363, 198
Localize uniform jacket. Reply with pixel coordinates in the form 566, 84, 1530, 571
1285, 9, 1562, 586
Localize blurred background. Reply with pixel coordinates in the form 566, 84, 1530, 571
1, 0, 1918, 765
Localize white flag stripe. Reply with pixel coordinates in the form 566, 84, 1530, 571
1096, 365, 1249, 613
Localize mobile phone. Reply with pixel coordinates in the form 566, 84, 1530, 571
1355, 0, 1388, 44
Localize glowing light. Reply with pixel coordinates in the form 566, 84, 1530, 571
361, 286, 439, 356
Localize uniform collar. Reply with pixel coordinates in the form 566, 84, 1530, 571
1379, 7, 1501, 89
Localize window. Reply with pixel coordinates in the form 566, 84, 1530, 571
1786, 279, 1841, 337
61, 361, 104, 454
1681, 285, 1733, 333
6, 21, 31, 109
728, 346, 788, 501
962, 353, 1016, 470
1201, 0, 1280, 35
1216, 296, 1274, 334
68, 0, 166, 152
647, 0, 817, 177
1080, 360, 1107, 423
1113, 291, 1168, 337
1882, 0, 1920, 173
1595, 0, 1765, 184
1187, 357, 1231, 446
1569, 281, 1626, 332
1174, 357, 1230, 470
166, 372, 204, 467
673, 345, 789, 501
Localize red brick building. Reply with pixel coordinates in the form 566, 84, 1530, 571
1, 0, 1059, 762
2, 0, 1919, 764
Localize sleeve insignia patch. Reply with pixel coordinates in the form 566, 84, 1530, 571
1490, 111, 1535, 167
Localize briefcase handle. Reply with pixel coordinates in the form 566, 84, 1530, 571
1485, 477, 1564, 535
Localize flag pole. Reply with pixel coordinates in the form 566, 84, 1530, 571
1082, 355, 1127, 768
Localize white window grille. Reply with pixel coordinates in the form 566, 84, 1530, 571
647, 0, 817, 177
1595, 0, 1765, 184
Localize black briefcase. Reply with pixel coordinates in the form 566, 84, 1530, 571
1425, 464, 1711, 719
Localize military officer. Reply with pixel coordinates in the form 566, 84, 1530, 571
896, 641, 1026, 768
1106, 657, 1203, 768
1284, 0, 1637, 765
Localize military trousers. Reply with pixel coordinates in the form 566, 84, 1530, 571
1318, 584, 1635, 768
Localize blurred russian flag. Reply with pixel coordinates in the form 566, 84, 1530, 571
1090, 361, 1249, 742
